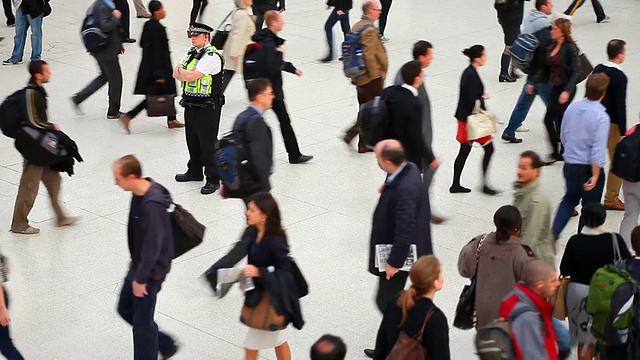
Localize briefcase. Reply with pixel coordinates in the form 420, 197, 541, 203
146, 94, 176, 117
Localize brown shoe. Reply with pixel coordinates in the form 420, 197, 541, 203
167, 120, 185, 129
11, 226, 40, 234
358, 146, 373, 153
57, 216, 80, 227
136, 13, 151, 18
119, 113, 132, 134
604, 200, 625, 211
431, 215, 446, 224
571, 209, 579, 217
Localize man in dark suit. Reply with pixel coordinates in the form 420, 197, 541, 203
119, 0, 184, 132
364, 139, 432, 358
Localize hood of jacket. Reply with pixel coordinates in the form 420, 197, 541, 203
513, 178, 541, 203
522, 9, 550, 34
252, 28, 285, 46
141, 178, 173, 209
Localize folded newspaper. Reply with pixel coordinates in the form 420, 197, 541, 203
216, 268, 255, 298
375, 244, 418, 272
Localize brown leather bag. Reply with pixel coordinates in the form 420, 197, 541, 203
386, 308, 434, 360
240, 293, 287, 331
550, 276, 570, 320
145, 94, 176, 117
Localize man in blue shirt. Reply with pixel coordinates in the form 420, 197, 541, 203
552, 73, 610, 240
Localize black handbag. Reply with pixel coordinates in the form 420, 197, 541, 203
453, 234, 486, 330
170, 203, 205, 259
210, 10, 234, 49
576, 52, 593, 84
146, 94, 176, 117
289, 257, 308, 298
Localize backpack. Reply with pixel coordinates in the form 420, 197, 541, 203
0, 89, 26, 139
385, 309, 433, 360
214, 122, 261, 198
509, 33, 539, 74
169, 203, 205, 259
475, 306, 534, 360
341, 24, 372, 79
359, 96, 390, 148
612, 126, 640, 182
587, 260, 640, 346
243, 42, 268, 82
80, 2, 109, 52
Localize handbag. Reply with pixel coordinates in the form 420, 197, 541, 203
466, 101, 496, 141
210, 10, 234, 49
550, 276, 570, 320
146, 94, 177, 117
289, 257, 309, 298
170, 203, 205, 259
453, 234, 487, 330
385, 309, 434, 360
576, 52, 593, 84
240, 292, 287, 331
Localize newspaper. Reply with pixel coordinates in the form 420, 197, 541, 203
216, 268, 255, 298
375, 244, 418, 272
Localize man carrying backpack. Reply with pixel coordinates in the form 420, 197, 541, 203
497, 260, 560, 360
342, 0, 387, 153
501, 0, 553, 143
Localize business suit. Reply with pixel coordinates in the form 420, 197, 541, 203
232, 107, 273, 199
369, 163, 432, 312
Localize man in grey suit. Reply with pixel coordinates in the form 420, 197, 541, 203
393, 40, 444, 224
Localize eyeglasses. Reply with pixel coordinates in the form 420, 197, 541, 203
373, 8, 382, 11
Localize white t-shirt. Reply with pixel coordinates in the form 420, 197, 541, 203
180, 48, 223, 76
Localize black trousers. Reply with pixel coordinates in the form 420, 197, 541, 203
190, 0, 208, 24
271, 99, 302, 159
543, 85, 576, 157
564, 0, 606, 21
2, 0, 13, 22
113, 0, 130, 39
378, 0, 392, 35
375, 271, 409, 313
184, 104, 221, 183
74, 56, 123, 115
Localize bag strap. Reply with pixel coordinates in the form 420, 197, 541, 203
472, 234, 487, 278
472, 100, 481, 114
415, 308, 434, 342
215, 9, 235, 30
612, 233, 622, 262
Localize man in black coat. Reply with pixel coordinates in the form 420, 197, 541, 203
119, 0, 184, 133
364, 139, 432, 358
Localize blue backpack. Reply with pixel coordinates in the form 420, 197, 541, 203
214, 121, 261, 198
80, 2, 109, 52
509, 33, 539, 74
342, 24, 373, 79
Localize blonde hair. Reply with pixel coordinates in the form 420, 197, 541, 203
397, 255, 441, 326
554, 18, 574, 43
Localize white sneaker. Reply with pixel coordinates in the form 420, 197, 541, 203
380, 36, 390, 43
516, 126, 530, 132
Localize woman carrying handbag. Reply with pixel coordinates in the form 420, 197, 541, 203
221, 0, 256, 93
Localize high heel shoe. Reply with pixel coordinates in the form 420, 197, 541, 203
498, 73, 516, 83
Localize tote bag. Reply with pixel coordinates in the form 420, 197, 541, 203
550, 276, 570, 320
453, 234, 487, 330
466, 101, 496, 141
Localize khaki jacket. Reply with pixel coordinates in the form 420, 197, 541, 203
352, 17, 388, 86
223, 4, 255, 72
513, 179, 555, 265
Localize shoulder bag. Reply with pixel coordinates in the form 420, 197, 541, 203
453, 234, 487, 330
210, 9, 235, 49
240, 292, 287, 331
576, 52, 593, 84
466, 101, 496, 141
386, 308, 434, 360
550, 275, 570, 320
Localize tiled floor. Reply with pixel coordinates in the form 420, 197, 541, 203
1, 0, 639, 358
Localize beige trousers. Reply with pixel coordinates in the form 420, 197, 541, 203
132, 0, 149, 17
605, 123, 622, 204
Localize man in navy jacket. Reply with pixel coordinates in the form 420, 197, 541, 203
364, 139, 432, 358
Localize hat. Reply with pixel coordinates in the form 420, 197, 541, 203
189, 22, 214, 36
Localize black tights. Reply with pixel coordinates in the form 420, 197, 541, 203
190, 0, 208, 24
452, 142, 494, 187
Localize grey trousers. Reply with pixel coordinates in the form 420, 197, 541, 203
620, 180, 640, 248
74, 56, 123, 115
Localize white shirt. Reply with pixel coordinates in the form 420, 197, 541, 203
180, 48, 223, 76
386, 162, 408, 184
602, 60, 622, 71
401, 83, 418, 97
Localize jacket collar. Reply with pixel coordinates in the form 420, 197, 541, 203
513, 178, 540, 198
384, 162, 411, 189
400, 84, 418, 97
515, 283, 554, 317
27, 78, 47, 97
603, 60, 622, 71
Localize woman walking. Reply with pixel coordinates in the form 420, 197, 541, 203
221, 0, 256, 93
320, 0, 352, 62
450, 44, 498, 195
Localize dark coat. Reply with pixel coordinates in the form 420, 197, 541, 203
383, 85, 435, 168
134, 18, 177, 95
233, 107, 273, 192
251, 28, 297, 100
89, 0, 122, 60
368, 163, 432, 275
531, 41, 581, 93
20, 0, 45, 18
454, 65, 485, 121
252, 0, 283, 12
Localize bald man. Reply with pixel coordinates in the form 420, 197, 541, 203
365, 139, 432, 358
498, 260, 562, 360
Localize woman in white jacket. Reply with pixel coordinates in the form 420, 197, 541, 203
222, 0, 256, 93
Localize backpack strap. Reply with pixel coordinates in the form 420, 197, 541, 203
354, 23, 373, 35
415, 308, 435, 342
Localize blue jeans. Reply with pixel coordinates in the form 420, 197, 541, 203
324, 9, 350, 58
9, 7, 42, 62
503, 82, 552, 137
552, 164, 605, 239
552, 318, 573, 352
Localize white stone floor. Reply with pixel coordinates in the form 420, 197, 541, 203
0, 0, 639, 358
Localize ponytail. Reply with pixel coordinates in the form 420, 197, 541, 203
495, 228, 511, 243
398, 287, 419, 326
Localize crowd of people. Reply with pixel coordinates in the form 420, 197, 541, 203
0, 0, 638, 358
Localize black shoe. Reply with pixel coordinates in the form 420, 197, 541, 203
364, 349, 375, 358
449, 185, 471, 193
289, 154, 313, 164
501, 134, 523, 143
320, 55, 333, 63
509, 70, 521, 79
498, 73, 516, 83
482, 185, 500, 196
543, 154, 563, 165
107, 111, 123, 119
175, 173, 204, 182
200, 182, 220, 195
6, 19, 15, 27
123, 38, 136, 43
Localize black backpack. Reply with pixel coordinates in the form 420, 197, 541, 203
243, 42, 268, 82
214, 120, 261, 199
80, 2, 109, 52
358, 96, 390, 148
612, 126, 640, 182
0, 89, 26, 139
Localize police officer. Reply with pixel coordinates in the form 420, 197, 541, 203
173, 23, 224, 195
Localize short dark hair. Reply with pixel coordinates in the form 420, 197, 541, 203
585, 73, 610, 101
412, 40, 433, 60
115, 154, 143, 178
583, 203, 607, 228
606, 39, 626, 60
520, 150, 543, 169
310, 334, 347, 360
380, 145, 406, 166
148, 0, 162, 14
400, 60, 422, 85
28, 60, 48, 78
631, 226, 640, 255
535, 0, 549, 10
246, 78, 272, 101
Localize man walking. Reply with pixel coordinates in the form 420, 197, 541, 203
3, 0, 43, 65
494, 0, 525, 82
552, 74, 610, 240
592, 39, 627, 211
114, 0, 135, 43
250, 10, 312, 164
564, 0, 607, 23
364, 139, 432, 358
343, 0, 387, 153
502, 0, 554, 143
393, 40, 444, 224
113, 154, 179, 360
11, 60, 78, 234
513, 151, 554, 264
173, 23, 224, 195
71, 0, 124, 119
